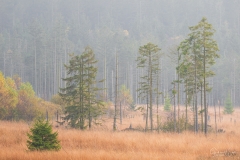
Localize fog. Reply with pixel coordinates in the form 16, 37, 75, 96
0, 0, 239, 106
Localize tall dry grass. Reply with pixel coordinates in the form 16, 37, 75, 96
0, 107, 240, 160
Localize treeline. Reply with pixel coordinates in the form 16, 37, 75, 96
57, 18, 220, 135
0, 72, 61, 121
0, 13, 231, 135
1, 1, 240, 106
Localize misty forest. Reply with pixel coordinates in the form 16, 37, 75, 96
2, 1, 240, 159
1, 0, 240, 136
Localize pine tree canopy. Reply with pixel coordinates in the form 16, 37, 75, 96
59, 46, 104, 130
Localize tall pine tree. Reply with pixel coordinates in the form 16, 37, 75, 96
136, 43, 161, 132
59, 47, 104, 129
178, 17, 219, 134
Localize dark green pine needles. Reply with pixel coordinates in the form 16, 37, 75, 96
27, 119, 61, 151
224, 94, 234, 114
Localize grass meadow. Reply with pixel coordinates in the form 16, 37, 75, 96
0, 106, 240, 160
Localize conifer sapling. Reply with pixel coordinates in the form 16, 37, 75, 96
27, 119, 61, 151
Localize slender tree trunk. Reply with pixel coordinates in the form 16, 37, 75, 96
3, 51, 6, 75
185, 81, 188, 131
113, 52, 118, 131
88, 108, 92, 129
88, 93, 92, 129
219, 100, 221, 123
145, 65, 149, 132
136, 66, 138, 104
34, 38, 37, 94
79, 58, 83, 129
204, 47, 207, 136
173, 81, 176, 132
157, 60, 160, 133
120, 101, 122, 124
39, 62, 42, 97
112, 70, 114, 102
44, 46, 47, 99
214, 102, 217, 135
88, 62, 92, 129
233, 58, 236, 108
64, 36, 67, 90
194, 47, 198, 133
201, 83, 203, 132
192, 94, 195, 131
104, 54, 107, 101
177, 51, 180, 133
149, 53, 153, 131
46, 110, 48, 122
145, 95, 149, 132
57, 110, 59, 122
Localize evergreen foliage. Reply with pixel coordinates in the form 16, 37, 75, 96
136, 43, 161, 131
59, 46, 104, 129
27, 119, 61, 151
224, 94, 234, 114
164, 95, 171, 111
177, 17, 219, 134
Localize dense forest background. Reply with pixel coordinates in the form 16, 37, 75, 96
0, 0, 240, 106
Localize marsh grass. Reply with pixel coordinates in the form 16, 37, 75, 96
0, 106, 240, 160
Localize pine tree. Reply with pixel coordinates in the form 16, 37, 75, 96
59, 46, 104, 129
224, 94, 234, 114
190, 17, 219, 135
178, 17, 219, 134
178, 34, 202, 133
164, 94, 171, 111
27, 119, 61, 151
136, 42, 161, 131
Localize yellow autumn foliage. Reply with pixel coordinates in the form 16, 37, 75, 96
0, 73, 62, 121
0, 72, 18, 119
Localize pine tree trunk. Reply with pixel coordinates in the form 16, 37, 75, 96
156, 62, 160, 133
145, 96, 149, 132
201, 83, 203, 132
214, 102, 217, 134
149, 52, 153, 131
120, 101, 122, 124
34, 38, 37, 94
80, 57, 84, 130
104, 55, 107, 101
113, 53, 118, 131
174, 81, 176, 132
44, 46, 47, 100
194, 46, 198, 133
219, 100, 221, 123
185, 81, 188, 131
204, 47, 207, 136
177, 51, 180, 133
112, 70, 114, 102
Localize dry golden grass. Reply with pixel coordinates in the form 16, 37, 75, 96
1, 107, 240, 160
